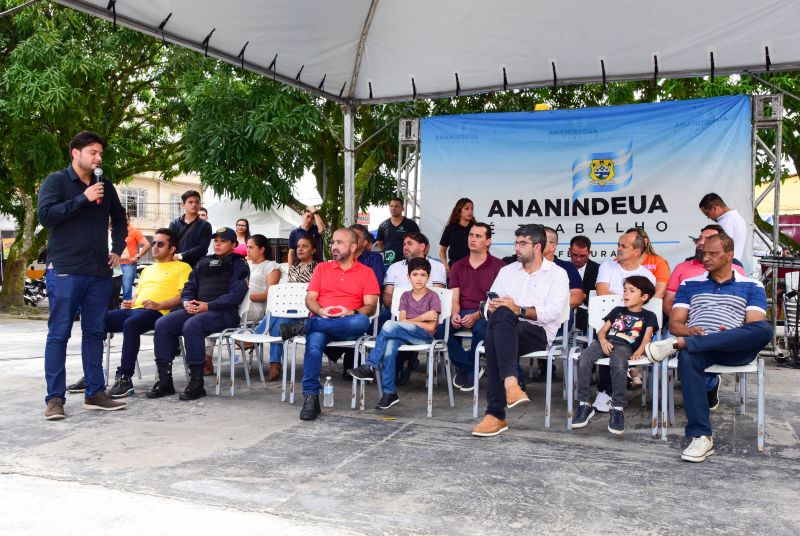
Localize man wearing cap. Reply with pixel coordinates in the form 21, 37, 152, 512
149, 226, 249, 401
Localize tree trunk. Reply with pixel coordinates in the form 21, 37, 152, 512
0, 194, 44, 310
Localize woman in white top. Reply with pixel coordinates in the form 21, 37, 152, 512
246, 234, 281, 321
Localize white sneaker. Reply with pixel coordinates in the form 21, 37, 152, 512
681, 435, 715, 462
592, 391, 612, 413
645, 338, 678, 363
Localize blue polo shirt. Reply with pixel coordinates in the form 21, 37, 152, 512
674, 270, 767, 332
553, 257, 583, 291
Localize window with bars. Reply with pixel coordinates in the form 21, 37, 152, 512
119, 187, 146, 218
169, 193, 183, 220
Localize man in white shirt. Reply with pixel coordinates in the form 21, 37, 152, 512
596, 231, 657, 296
699, 193, 747, 260
382, 232, 447, 308
471, 224, 569, 438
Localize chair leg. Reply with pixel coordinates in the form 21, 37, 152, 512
545, 352, 553, 429
443, 347, 455, 408
289, 339, 297, 404
757, 358, 766, 452
651, 363, 659, 437
739, 373, 747, 415
566, 351, 574, 429
472, 345, 481, 419
426, 347, 434, 418
104, 334, 112, 386
255, 344, 266, 387
239, 340, 252, 391
214, 338, 222, 396
228, 338, 236, 396
281, 341, 288, 402
134, 358, 142, 380
641, 366, 647, 408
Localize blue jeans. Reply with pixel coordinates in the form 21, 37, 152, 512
254, 315, 292, 363
367, 320, 433, 394
678, 321, 772, 437
105, 308, 162, 377
446, 309, 487, 377
44, 270, 112, 402
120, 262, 137, 301
302, 314, 370, 395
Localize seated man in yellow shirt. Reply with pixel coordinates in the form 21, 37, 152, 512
105, 227, 191, 398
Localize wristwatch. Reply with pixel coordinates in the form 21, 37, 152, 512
518, 307, 527, 318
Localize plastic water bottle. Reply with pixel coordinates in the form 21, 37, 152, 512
323, 376, 334, 408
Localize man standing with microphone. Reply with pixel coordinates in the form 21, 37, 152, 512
37, 131, 128, 420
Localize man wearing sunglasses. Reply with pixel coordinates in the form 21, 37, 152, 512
103, 228, 191, 398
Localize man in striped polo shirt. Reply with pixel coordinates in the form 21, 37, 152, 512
644, 233, 772, 462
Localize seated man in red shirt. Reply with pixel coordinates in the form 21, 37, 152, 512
298, 228, 380, 420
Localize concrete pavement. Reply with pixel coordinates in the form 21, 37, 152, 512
1, 316, 799, 535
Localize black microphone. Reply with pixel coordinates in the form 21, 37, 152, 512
93, 167, 103, 204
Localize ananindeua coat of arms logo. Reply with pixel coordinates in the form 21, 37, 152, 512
589, 159, 615, 185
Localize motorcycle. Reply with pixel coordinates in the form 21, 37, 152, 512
24, 277, 47, 307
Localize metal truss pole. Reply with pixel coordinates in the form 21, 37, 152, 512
752, 94, 784, 353
396, 119, 420, 222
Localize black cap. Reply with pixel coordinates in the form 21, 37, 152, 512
212, 226, 237, 243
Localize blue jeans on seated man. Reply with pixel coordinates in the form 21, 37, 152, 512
120, 262, 137, 301
44, 270, 112, 402
302, 314, 371, 395
254, 315, 292, 364
678, 320, 772, 438
366, 320, 433, 394
446, 308, 487, 380
105, 308, 163, 377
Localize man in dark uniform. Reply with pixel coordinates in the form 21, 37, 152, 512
169, 190, 212, 268
148, 227, 249, 400
37, 131, 128, 420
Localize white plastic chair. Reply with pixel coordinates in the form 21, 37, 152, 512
210, 292, 253, 396
284, 303, 380, 405
103, 331, 145, 385
355, 288, 454, 417
660, 336, 768, 451
564, 294, 663, 434
470, 294, 571, 421
229, 283, 310, 401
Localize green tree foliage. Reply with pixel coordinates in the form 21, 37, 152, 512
0, 2, 192, 308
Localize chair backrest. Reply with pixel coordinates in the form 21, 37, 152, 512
785, 271, 800, 294
389, 287, 453, 339
266, 283, 310, 319
588, 294, 664, 333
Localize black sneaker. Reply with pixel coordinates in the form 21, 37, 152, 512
108, 375, 134, 398
572, 403, 595, 429
299, 394, 321, 420
608, 408, 625, 435
280, 319, 306, 341
67, 377, 86, 394
376, 392, 399, 409
453, 366, 485, 392
708, 374, 721, 411
348, 364, 375, 382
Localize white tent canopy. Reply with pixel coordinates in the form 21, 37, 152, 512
56, 0, 800, 105
202, 192, 300, 240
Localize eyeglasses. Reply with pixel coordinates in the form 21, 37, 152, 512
514, 240, 533, 247
151, 240, 168, 248
236, 223, 248, 227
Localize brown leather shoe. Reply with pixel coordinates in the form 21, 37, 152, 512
471, 415, 509, 437
45, 398, 65, 420
203, 354, 215, 376
268, 362, 281, 382
506, 382, 530, 408
83, 392, 127, 411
